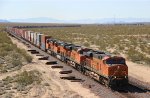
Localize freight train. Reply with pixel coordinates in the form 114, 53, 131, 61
6, 26, 128, 87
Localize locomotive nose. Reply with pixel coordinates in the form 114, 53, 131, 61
112, 65, 128, 77
109, 65, 128, 86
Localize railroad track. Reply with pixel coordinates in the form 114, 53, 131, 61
8, 31, 150, 98
116, 83, 150, 98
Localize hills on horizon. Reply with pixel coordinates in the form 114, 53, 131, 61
0, 19, 9, 23
1, 17, 150, 24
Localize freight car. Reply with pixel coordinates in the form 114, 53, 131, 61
6, 27, 128, 87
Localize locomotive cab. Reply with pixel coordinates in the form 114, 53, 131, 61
104, 57, 128, 86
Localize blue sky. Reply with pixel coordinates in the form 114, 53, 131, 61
0, 0, 150, 20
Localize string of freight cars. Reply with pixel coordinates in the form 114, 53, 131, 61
6, 26, 128, 88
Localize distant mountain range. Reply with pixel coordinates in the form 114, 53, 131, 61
0, 19, 9, 23
9, 17, 61, 23
1, 17, 150, 24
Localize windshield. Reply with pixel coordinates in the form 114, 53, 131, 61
106, 58, 125, 65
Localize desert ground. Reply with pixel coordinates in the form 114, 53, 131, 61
127, 61, 150, 83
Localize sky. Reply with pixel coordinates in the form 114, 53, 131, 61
0, 0, 150, 20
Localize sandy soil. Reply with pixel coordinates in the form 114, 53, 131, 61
120, 53, 150, 83
127, 61, 150, 83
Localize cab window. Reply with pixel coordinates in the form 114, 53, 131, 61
106, 59, 125, 65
